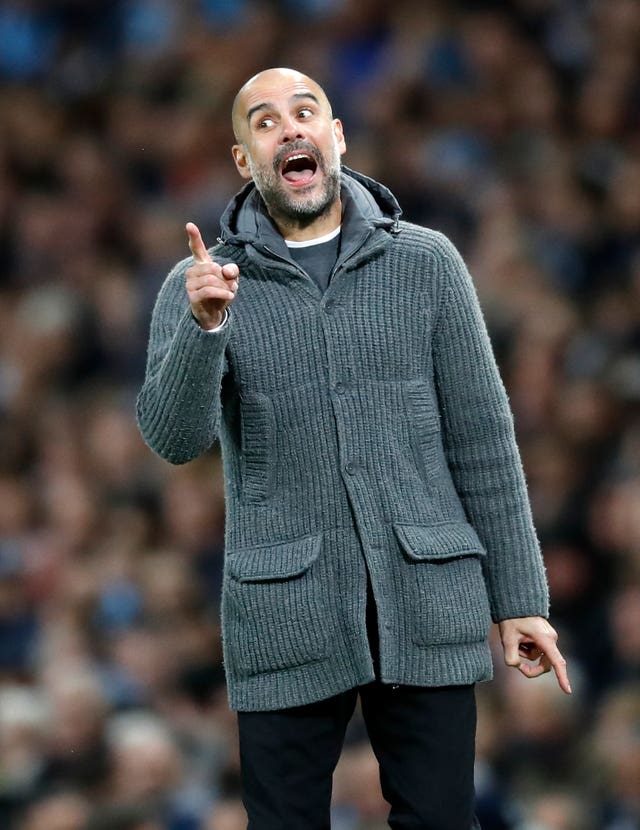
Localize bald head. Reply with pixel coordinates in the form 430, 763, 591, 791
232, 67, 333, 142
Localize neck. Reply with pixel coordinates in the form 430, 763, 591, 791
269, 198, 343, 242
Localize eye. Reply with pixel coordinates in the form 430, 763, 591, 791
257, 117, 275, 129
298, 107, 313, 119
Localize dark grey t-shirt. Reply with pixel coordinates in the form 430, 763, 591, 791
285, 227, 341, 294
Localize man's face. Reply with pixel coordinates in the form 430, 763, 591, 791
232, 73, 346, 225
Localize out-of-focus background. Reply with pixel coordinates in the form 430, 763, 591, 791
0, 0, 639, 828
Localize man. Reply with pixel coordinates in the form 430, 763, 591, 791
137, 67, 570, 829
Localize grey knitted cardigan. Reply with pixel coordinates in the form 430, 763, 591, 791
137, 167, 549, 712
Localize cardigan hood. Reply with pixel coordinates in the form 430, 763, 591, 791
218, 165, 402, 262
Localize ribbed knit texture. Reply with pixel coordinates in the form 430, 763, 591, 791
137, 172, 549, 711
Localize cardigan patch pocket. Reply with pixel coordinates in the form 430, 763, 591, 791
393, 521, 491, 647
239, 392, 274, 503
224, 532, 329, 677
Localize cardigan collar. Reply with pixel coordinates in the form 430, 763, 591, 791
218, 166, 402, 263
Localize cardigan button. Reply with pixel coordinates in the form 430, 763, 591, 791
334, 381, 347, 394
345, 461, 360, 475
324, 299, 336, 313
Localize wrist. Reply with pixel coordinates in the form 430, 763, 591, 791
196, 308, 228, 332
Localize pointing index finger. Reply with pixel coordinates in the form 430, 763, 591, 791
186, 222, 212, 264
544, 642, 572, 694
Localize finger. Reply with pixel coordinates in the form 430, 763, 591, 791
527, 628, 572, 695
221, 263, 239, 281
515, 650, 572, 694
186, 271, 228, 291
542, 642, 572, 694
507, 653, 547, 679
516, 659, 550, 679
188, 285, 236, 303
519, 641, 542, 659
186, 273, 238, 295
502, 634, 521, 669
186, 222, 212, 264
186, 261, 224, 279
504, 637, 555, 682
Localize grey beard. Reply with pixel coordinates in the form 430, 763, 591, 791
248, 142, 342, 225
258, 167, 341, 224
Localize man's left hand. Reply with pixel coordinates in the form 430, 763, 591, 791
498, 616, 571, 694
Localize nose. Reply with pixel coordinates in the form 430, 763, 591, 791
279, 113, 305, 143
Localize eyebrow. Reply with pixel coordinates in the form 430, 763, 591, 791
246, 92, 321, 125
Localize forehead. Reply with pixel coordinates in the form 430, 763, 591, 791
239, 77, 328, 118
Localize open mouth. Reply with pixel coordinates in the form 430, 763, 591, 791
281, 152, 318, 186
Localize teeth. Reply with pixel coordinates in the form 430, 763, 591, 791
287, 154, 312, 162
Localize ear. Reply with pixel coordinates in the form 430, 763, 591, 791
332, 119, 347, 156
232, 144, 253, 180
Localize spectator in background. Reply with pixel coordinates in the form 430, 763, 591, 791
17, 791, 90, 830
36, 666, 111, 798
512, 791, 596, 830
104, 712, 212, 830
589, 683, 640, 829
0, 686, 50, 827
203, 800, 246, 830
84, 803, 162, 830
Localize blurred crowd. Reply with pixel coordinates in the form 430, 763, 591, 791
0, 0, 639, 828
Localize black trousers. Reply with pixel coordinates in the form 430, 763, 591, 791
237, 680, 480, 829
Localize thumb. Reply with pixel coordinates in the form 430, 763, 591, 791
501, 631, 521, 668
221, 263, 240, 282
186, 222, 212, 264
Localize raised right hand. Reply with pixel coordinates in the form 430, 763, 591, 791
185, 222, 239, 330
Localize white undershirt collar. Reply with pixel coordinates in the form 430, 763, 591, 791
284, 225, 342, 248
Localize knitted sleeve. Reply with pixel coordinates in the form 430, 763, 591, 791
431, 233, 549, 621
136, 256, 231, 464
